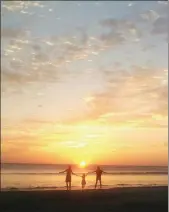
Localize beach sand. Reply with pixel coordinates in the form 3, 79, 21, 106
0, 186, 168, 212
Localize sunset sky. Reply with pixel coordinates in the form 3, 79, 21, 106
1, 1, 168, 166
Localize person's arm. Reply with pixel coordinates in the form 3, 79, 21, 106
87, 170, 96, 174
59, 169, 67, 174
71, 170, 75, 175
102, 170, 111, 174
71, 171, 82, 177
74, 173, 82, 177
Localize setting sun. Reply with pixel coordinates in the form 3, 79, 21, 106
80, 161, 86, 168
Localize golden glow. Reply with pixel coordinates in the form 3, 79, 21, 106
80, 161, 86, 168
1, 120, 168, 165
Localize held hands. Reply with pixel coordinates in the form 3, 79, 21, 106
73, 173, 81, 177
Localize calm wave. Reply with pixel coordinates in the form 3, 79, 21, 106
1, 163, 168, 190
2, 172, 168, 175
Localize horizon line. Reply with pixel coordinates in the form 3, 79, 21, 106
1, 162, 167, 167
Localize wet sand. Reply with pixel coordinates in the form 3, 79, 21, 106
0, 186, 168, 212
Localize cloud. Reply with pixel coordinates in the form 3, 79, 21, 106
2, 1, 44, 12
60, 141, 88, 148
100, 32, 125, 46
1, 6, 146, 94
1, 133, 48, 152
1, 68, 59, 91
2, 30, 98, 92
100, 18, 142, 42
151, 17, 168, 35
81, 67, 168, 128
140, 10, 159, 22
142, 44, 156, 52
1, 28, 26, 38
1, 1, 168, 121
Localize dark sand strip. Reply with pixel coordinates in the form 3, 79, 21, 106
0, 186, 168, 212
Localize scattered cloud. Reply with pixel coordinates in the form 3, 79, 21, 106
1, 1, 168, 133
2, 1, 44, 12
2, 1, 167, 95
79, 67, 168, 128
151, 17, 168, 35
100, 18, 142, 42
1, 28, 26, 38
140, 10, 159, 22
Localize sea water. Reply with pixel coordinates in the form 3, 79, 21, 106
1, 163, 168, 190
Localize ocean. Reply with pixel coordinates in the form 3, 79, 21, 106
1, 163, 168, 190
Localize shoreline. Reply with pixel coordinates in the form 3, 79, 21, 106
1, 186, 167, 212
1, 184, 167, 192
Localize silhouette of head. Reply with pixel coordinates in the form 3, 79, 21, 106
68, 165, 72, 170
82, 173, 85, 177
97, 166, 100, 170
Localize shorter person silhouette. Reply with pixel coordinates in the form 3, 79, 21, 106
75, 173, 87, 191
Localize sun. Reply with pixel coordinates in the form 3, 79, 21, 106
80, 161, 86, 168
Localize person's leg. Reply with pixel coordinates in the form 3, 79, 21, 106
95, 179, 98, 189
66, 182, 68, 190
99, 179, 102, 189
69, 182, 71, 190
